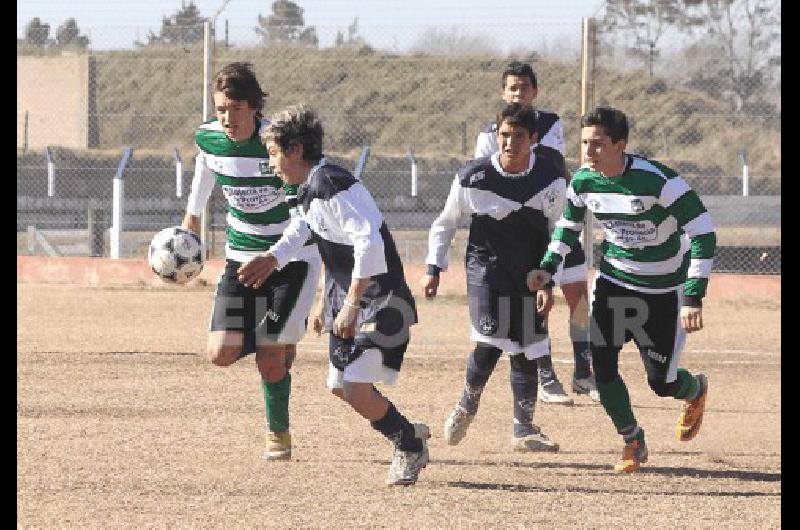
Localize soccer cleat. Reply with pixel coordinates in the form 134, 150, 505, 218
676, 373, 709, 442
512, 426, 560, 453
614, 438, 648, 473
443, 405, 475, 446
538, 379, 574, 405
387, 423, 431, 486
572, 374, 601, 402
262, 431, 292, 461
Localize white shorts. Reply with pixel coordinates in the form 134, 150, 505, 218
326, 348, 400, 389
551, 261, 588, 287
277, 254, 322, 343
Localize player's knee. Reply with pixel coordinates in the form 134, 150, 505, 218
473, 343, 502, 370
509, 353, 537, 375
647, 377, 673, 397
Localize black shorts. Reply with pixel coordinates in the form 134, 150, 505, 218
324, 278, 416, 372
467, 283, 548, 352
590, 275, 686, 385
209, 259, 312, 354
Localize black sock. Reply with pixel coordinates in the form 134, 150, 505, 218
510, 354, 538, 437
458, 343, 502, 413
573, 342, 592, 379
537, 354, 557, 383
370, 402, 423, 452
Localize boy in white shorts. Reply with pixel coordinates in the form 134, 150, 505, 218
237, 104, 430, 486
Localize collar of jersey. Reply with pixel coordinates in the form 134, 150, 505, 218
490, 151, 536, 178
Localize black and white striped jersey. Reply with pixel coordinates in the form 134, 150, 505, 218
427, 148, 568, 295
269, 159, 416, 311
474, 109, 565, 159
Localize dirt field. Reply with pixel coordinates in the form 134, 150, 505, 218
18, 281, 781, 528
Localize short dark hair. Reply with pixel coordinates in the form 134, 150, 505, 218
502, 61, 537, 89
496, 103, 538, 137
214, 62, 267, 118
581, 106, 629, 143
262, 104, 324, 163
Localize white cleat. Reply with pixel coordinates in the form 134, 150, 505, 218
387, 423, 431, 486
538, 379, 574, 405
443, 405, 475, 446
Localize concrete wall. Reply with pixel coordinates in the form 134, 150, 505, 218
17, 54, 94, 150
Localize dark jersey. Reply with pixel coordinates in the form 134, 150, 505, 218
427, 149, 567, 295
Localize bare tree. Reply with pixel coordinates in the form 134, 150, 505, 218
600, 0, 704, 75
687, 0, 780, 113
255, 1, 318, 47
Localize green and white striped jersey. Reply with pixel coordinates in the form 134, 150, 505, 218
186, 118, 302, 263
540, 154, 716, 300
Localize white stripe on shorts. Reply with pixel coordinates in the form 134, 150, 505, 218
327, 347, 400, 388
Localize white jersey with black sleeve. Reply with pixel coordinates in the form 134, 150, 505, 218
269, 159, 418, 323
426, 151, 566, 292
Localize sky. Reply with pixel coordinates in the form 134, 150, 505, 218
17, 0, 606, 52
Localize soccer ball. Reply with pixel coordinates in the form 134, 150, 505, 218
148, 226, 205, 284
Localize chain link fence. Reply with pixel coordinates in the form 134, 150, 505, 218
18, 13, 780, 273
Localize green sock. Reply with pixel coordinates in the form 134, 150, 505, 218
673, 368, 701, 400
262, 372, 291, 433
597, 376, 639, 438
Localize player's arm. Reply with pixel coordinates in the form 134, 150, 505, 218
660, 176, 717, 332
237, 186, 312, 289
182, 149, 215, 235
424, 174, 470, 298
327, 183, 387, 339
527, 179, 586, 291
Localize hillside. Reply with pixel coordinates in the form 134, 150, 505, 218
87, 44, 780, 178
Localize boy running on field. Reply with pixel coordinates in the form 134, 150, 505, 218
528, 106, 715, 472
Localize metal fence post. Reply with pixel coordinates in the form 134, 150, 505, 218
580, 17, 596, 269
739, 150, 749, 197
174, 148, 183, 198
407, 148, 417, 197
23, 110, 29, 153
110, 147, 133, 259
45, 146, 55, 197
354, 146, 370, 179
201, 20, 213, 259
87, 202, 106, 257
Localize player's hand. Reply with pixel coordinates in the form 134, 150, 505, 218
333, 301, 359, 339
527, 269, 552, 292
537, 288, 554, 317
311, 300, 326, 336
681, 306, 703, 333
423, 274, 440, 299
237, 255, 278, 289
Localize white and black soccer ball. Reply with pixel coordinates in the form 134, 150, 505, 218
148, 226, 205, 285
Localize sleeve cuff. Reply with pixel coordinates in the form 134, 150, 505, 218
267, 246, 291, 270
427, 264, 442, 277
541, 262, 558, 275
682, 295, 703, 308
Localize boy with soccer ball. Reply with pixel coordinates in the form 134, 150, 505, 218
182, 62, 322, 461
